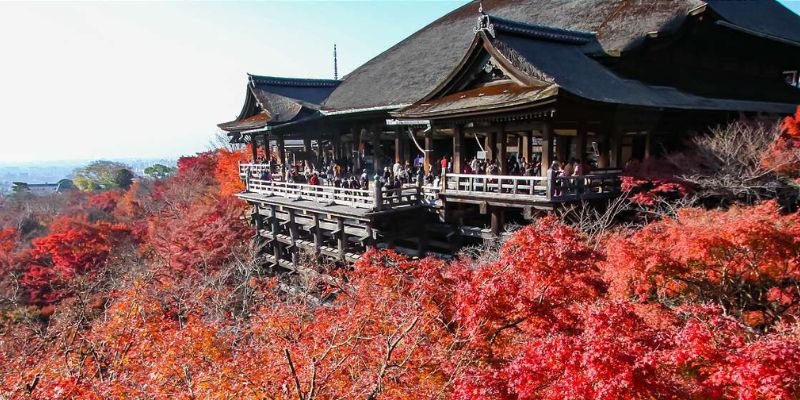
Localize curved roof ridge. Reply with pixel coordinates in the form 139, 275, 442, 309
486, 14, 596, 44
247, 74, 340, 87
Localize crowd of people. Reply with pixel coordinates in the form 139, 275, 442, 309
247, 152, 598, 193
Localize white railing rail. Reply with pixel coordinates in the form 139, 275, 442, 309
240, 163, 622, 207
248, 178, 376, 209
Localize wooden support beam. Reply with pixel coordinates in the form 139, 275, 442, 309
303, 138, 312, 169
424, 130, 433, 175
336, 217, 346, 262
598, 127, 611, 168
250, 135, 258, 162
490, 207, 503, 237
577, 122, 588, 166
485, 131, 496, 161
541, 122, 554, 177
365, 222, 375, 249
271, 205, 281, 265
288, 209, 298, 264
401, 129, 411, 165
315, 137, 324, 170
312, 213, 322, 255
277, 135, 287, 168
497, 126, 507, 174
353, 128, 362, 171
371, 129, 382, 174
522, 131, 532, 163
611, 127, 624, 168
453, 124, 464, 174
644, 131, 653, 160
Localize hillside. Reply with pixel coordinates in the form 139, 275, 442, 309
1, 113, 800, 399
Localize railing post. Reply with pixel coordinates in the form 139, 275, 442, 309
373, 176, 383, 211
547, 168, 557, 200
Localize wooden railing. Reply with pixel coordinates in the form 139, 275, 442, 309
248, 178, 377, 209
240, 163, 622, 208
442, 170, 621, 201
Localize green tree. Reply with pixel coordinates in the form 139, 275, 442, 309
143, 163, 176, 180
72, 160, 133, 192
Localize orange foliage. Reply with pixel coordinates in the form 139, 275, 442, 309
214, 147, 248, 196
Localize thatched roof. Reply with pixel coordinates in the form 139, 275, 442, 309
322, 0, 800, 113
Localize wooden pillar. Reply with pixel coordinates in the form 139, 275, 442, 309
270, 205, 281, 265
336, 217, 346, 262
424, 131, 433, 174
497, 126, 507, 174
401, 129, 411, 165
556, 133, 568, 163
485, 131, 496, 161
312, 214, 321, 255
371, 129, 382, 174
453, 124, 464, 174
277, 135, 287, 168
577, 123, 587, 167
490, 207, 503, 236
303, 138, 312, 169
611, 127, 624, 168
250, 134, 258, 162
353, 128, 362, 171
287, 209, 298, 265
365, 222, 375, 249
315, 138, 324, 169
394, 126, 403, 164
541, 122, 554, 177
644, 131, 653, 160
522, 132, 531, 163
597, 121, 611, 168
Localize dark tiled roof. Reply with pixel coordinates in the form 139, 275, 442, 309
401, 24, 798, 118
491, 30, 798, 113
219, 76, 340, 132
706, 0, 800, 45
248, 75, 340, 109
322, 0, 800, 113
322, 0, 705, 112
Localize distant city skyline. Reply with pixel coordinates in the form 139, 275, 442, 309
0, 0, 797, 164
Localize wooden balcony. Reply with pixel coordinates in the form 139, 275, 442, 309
441, 170, 622, 205
238, 163, 622, 213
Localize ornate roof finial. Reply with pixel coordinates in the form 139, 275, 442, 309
334, 43, 338, 80
473, 2, 494, 37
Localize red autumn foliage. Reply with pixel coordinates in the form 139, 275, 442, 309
20, 215, 132, 305
177, 150, 217, 178
147, 195, 248, 273
86, 189, 124, 213
620, 159, 692, 206
602, 201, 800, 324
762, 105, 800, 175
3, 143, 800, 399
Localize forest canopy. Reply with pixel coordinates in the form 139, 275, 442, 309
0, 112, 799, 399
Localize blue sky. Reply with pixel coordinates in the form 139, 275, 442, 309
0, 0, 797, 164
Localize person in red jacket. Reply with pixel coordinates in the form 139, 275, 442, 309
308, 173, 320, 186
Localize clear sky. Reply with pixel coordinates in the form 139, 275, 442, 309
0, 0, 798, 164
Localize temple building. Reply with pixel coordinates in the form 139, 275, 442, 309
219, 0, 800, 268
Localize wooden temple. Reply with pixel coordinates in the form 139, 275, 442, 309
218, 0, 800, 267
